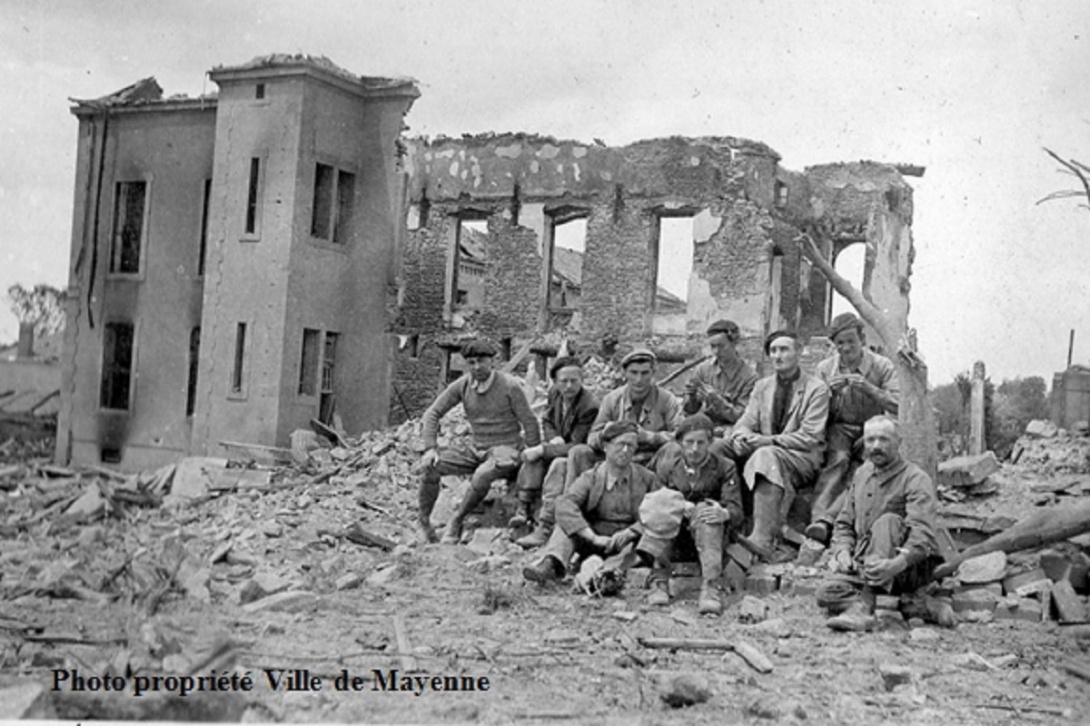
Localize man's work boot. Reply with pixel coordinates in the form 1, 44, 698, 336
418, 519, 438, 544
698, 582, 723, 615
747, 480, 784, 558
440, 517, 465, 544
826, 599, 877, 632
647, 578, 670, 606
523, 555, 563, 583
516, 520, 552, 549
417, 478, 441, 544
507, 500, 534, 530
924, 595, 957, 628
805, 521, 831, 547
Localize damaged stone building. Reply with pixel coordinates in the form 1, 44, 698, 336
55, 54, 920, 470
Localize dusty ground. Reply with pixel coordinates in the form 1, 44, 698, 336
3, 430, 1090, 724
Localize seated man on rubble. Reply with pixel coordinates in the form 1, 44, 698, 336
817, 415, 942, 631
565, 348, 682, 487
807, 312, 899, 546
416, 339, 541, 544
636, 413, 744, 615
718, 330, 830, 558
522, 421, 655, 583
683, 319, 758, 433
512, 356, 600, 549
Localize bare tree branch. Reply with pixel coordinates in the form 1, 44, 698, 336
1042, 147, 1090, 210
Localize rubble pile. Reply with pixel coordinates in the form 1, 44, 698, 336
937, 452, 1002, 501
1011, 419, 1090, 475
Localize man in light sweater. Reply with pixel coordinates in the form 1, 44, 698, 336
417, 339, 542, 544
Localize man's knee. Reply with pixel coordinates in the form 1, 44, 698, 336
870, 512, 906, 541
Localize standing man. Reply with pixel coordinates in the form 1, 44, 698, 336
808, 313, 899, 545
637, 413, 744, 615
522, 422, 655, 583
417, 339, 541, 544
684, 320, 758, 430
817, 415, 941, 631
566, 348, 682, 486
722, 330, 829, 557
512, 356, 600, 548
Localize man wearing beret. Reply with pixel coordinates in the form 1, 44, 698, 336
523, 421, 655, 583
417, 339, 542, 544
808, 313, 899, 546
638, 413, 744, 614
722, 330, 830, 557
512, 356, 600, 549
684, 320, 758, 430
565, 348, 683, 487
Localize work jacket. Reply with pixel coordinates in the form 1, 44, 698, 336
541, 386, 600, 459
735, 371, 830, 461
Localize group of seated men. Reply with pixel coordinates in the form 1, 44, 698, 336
416, 314, 940, 628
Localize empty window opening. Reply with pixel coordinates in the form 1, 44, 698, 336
100, 321, 134, 410
100, 447, 122, 464
197, 178, 211, 276
298, 328, 320, 395
408, 334, 420, 358
244, 157, 261, 235
452, 218, 489, 313
111, 181, 146, 274
255, 83, 266, 99
501, 337, 513, 361
444, 350, 466, 384
231, 322, 247, 394
775, 181, 789, 208
320, 332, 338, 423
186, 327, 201, 416
548, 214, 588, 310
654, 216, 695, 314
830, 243, 866, 321
311, 163, 356, 244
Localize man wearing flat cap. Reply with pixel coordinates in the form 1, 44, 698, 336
523, 421, 655, 583
722, 330, 830, 557
417, 339, 541, 544
808, 313, 899, 546
512, 356, 600, 549
564, 347, 683, 487
684, 320, 758, 430
637, 413, 744, 614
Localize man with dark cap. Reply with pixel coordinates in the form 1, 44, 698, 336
512, 356, 600, 548
721, 330, 830, 557
684, 320, 758, 430
523, 421, 655, 583
817, 415, 941, 631
637, 413, 744, 615
417, 339, 541, 544
808, 313, 899, 546
565, 348, 682, 487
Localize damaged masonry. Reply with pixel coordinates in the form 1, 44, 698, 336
7, 53, 1090, 723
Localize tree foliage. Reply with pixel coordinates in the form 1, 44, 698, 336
933, 374, 1049, 460
7, 284, 66, 338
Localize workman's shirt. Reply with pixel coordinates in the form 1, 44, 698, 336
683, 357, 758, 425
652, 447, 744, 525
555, 462, 655, 536
421, 371, 541, 451
831, 458, 939, 566
588, 385, 682, 453
816, 349, 899, 425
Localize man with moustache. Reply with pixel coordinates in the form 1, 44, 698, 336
416, 339, 541, 545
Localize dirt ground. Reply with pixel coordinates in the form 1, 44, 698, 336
3, 432, 1090, 724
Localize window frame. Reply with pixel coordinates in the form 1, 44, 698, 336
107, 177, 152, 280
240, 154, 265, 242
227, 320, 252, 400
309, 159, 357, 250
99, 319, 138, 412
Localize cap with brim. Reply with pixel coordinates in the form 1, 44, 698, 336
549, 355, 583, 380
828, 312, 863, 339
706, 319, 740, 342
763, 329, 799, 355
675, 413, 714, 440
461, 339, 498, 359
620, 348, 656, 369
601, 420, 639, 443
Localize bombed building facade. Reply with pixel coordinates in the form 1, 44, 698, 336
54, 55, 919, 469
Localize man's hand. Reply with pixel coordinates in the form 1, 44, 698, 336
521, 444, 546, 463
695, 500, 730, 525
589, 533, 612, 552
606, 529, 638, 554
549, 436, 566, 447
636, 427, 658, 446
828, 549, 855, 574
863, 555, 908, 586
738, 432, 773, 449
685, 379, 707, 400
419, 448, 439, 470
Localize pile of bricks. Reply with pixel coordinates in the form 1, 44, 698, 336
949, 548, 1090, 624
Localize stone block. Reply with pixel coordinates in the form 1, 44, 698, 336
994, 597, 1042, 622
336, 573, 362, 591
744, 567, 779, 596
878, 663, 914, 691
723, 560, 746, 592
1052, 580, 1089, 623
953, 588, 999, 613
955, 551, 1007, 585
1003, 568, 1050, 596
937, 452, 1000, 488
1025, 420, 1058, 439
738, 595, 769, 624
726, 543, 754, 570
669, 575, 702, 599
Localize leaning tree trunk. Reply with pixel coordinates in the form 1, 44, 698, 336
799, 231, 938, 480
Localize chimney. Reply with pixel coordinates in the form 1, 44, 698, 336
16, 322, 34, 360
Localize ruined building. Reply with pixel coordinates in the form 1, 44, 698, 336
55, 54, 920, 469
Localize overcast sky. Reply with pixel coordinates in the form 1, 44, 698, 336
2, 0, 1089, 383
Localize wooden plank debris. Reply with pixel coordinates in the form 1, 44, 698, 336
392, 614, 419, 672
638, 636, 773, 673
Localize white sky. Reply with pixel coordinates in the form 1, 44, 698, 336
2, 0, 1089, 383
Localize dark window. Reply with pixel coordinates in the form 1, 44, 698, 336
186, 327, 200, 416
310, 163, 355, 243
245, 158, 261, 235
775, 180, 788, 208
299, 328, 320, 395
111, 181, 146, 274
231, 322, 247, 393
319, 332, 338, 423
198, 179, 211, 276
255, 83, 266, 99
100, 321, 134, 410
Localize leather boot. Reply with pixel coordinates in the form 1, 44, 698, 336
523, 555, 563, 583
516, 520, 553, 549
508, 499, 535, 530
441, 481, 490, 544
827, 588, 877, 632
698, 582, 723, 615
747, 480, 784, 556
418, 477, 441, 544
